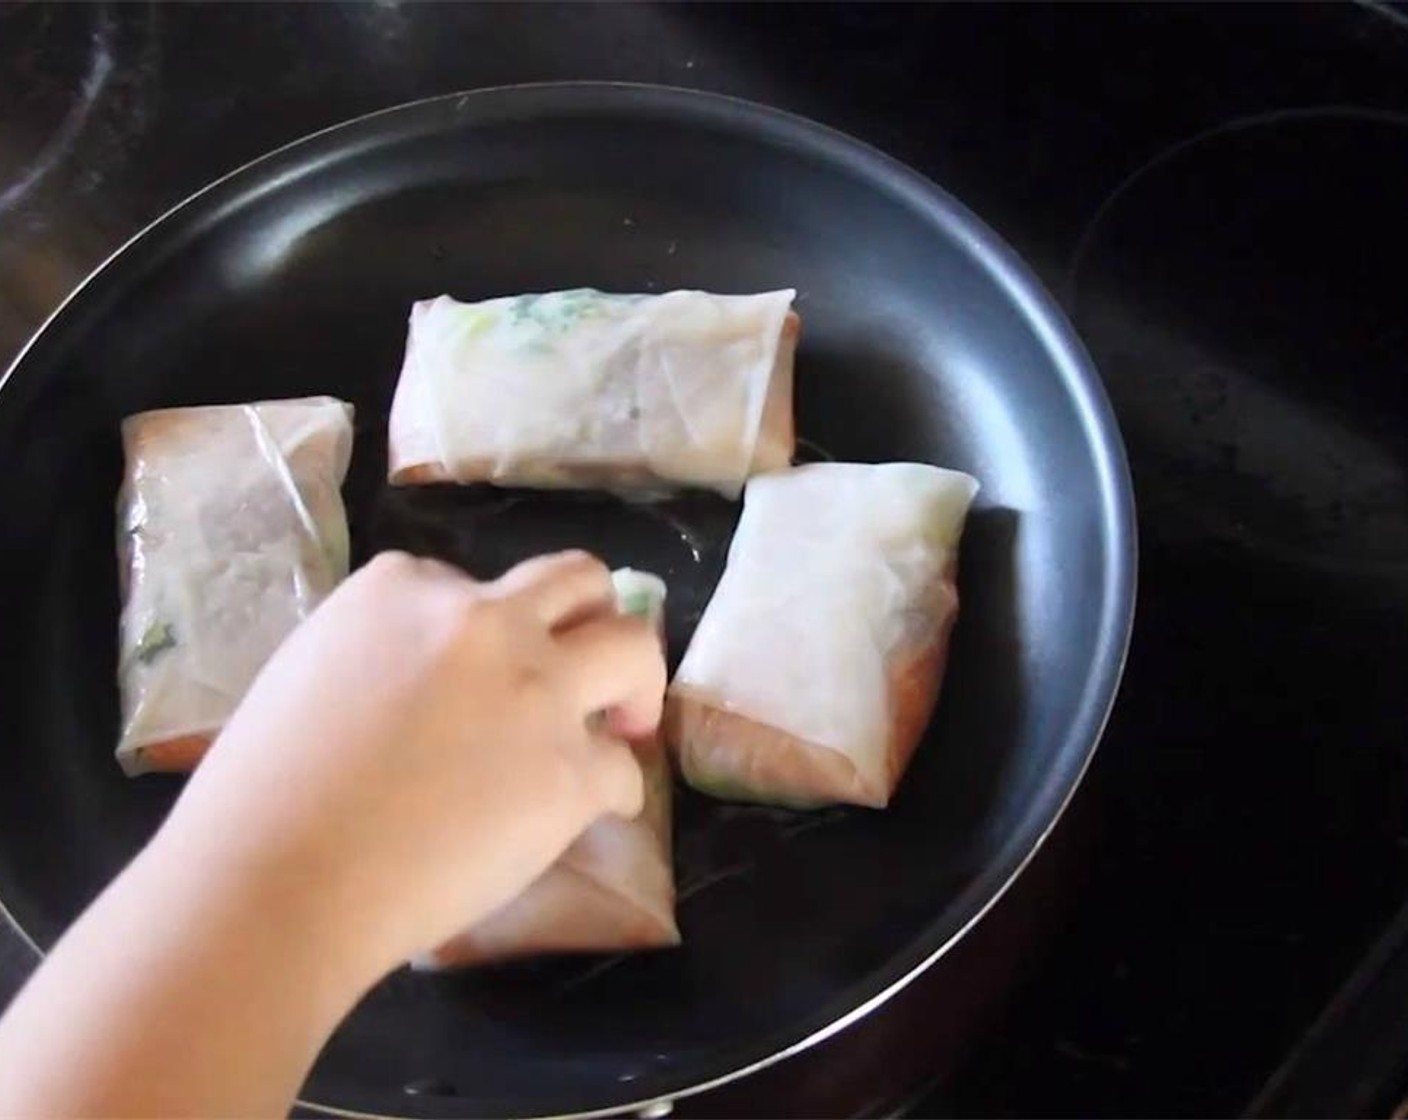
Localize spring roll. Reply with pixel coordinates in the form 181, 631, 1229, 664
667, 463, 979, 809
116, 397, 355, 776
417, 569, 678, 968
387, 289, 798, 497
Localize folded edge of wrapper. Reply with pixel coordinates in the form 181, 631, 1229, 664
413, 568, 679, 969
666, 463, 980, 811
115, 396, 355, 776
385, 290, 799, 498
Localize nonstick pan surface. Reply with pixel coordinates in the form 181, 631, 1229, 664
0, 84, 1134, 1118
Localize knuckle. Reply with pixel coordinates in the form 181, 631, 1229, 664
365, 549, 418, 582
558, 549, 610, 581
466, 604, 562, 687
557, 548, 602, 568
450, 592, 501, 643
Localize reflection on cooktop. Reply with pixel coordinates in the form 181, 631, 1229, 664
0, 4, 113, 211
0, 2, 158, 356
941, 94, 1408, 1116
1068, 109, 1408, 571
0, 2, 156, 215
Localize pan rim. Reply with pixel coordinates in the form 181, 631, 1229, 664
0, 80, 1137, 1120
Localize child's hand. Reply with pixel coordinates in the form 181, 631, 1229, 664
0, 549, 666, 1119
157, 549, 665, 977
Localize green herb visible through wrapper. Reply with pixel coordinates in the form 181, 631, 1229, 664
134, 621, 177, 666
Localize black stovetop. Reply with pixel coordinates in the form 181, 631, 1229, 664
3, 4, 1407, 1116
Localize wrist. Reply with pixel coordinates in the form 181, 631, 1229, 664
135, 809, 396, 1004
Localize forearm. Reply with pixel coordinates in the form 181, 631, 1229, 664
0, 551, 662, 1117
0, 828, 381, 1118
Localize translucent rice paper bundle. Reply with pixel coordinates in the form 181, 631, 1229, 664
667, 463, 980, 809
418, 569, 678, 968
115, 397, 355, 775
387, 289, 798, 498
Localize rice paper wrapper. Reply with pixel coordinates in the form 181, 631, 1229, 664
115, 397, 355, 775
667, 462, 979, 809
418, 569, 678, 968
387, 289, 798, 497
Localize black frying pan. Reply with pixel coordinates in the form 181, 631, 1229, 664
0, 84, 1134, 1119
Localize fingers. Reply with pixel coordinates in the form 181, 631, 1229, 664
555, 613, 667, 738
365, 548, 665, 738
490, 551, 615, 631
583, 731, 646, 819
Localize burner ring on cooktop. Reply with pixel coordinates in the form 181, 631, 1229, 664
1067, 107, 1408, 574
0, 2, 156, 216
